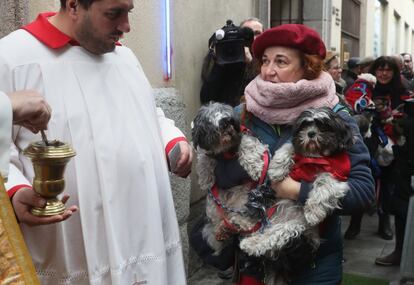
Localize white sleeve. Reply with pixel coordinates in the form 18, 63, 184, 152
0, 91, 12, 180
157, 107, 187, 155
0, 53, 31, 194
4, 127, 32, 194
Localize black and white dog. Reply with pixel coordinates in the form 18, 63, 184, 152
193, 103, 353, 284
239, 107, 353, 261
192, 102, 273, 253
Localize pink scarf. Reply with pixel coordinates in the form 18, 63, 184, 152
245, 71, 339, 125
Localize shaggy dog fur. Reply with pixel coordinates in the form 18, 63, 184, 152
193, 103, 353, 284
192, 102, 271, 253
240, 108, 353, 262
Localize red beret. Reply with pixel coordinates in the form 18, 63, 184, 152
252, 24, 326, 60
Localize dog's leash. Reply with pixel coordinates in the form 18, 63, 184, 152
209, 147, 277, 235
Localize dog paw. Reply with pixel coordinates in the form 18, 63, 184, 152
239, 234, 269, 256
239, 217, 307, 257
303, 207, 326, 226
304, 173, 349, 225
196, 152, 217, 191
202, 222, 227, 254
238, 134, 269, 181
268, 143, 294, 181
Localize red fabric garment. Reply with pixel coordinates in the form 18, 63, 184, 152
7, 184, 32, 198
21, 12, 79, 48
344, 78, 375, 112
252, 24, 326, 60
21, 12, 121, 49
383, 123, 399, 143
289, 152, 351, 182
237, 274, 265, 285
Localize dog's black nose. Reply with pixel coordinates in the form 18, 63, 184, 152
307, 131, 316, 138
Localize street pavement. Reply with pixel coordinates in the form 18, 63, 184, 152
188, 214, 404, 285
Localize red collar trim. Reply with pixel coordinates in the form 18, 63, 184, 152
21, 12, 122, 49
22, 12, 79, 49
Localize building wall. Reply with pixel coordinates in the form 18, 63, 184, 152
329, 0, 343, 53
295, 0, 414, 59
172, 0, 257, 120
360, 0, 376, 57
361, 0, 414, 57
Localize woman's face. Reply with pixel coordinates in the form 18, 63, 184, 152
260, 46, 304, 83
327, 57, 342, 82
375, 64, 394, 85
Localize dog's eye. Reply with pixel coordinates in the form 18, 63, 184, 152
219, 120, 229, 129
315, 121, 329, 132
219, 118, 235, 130
297, 120, 313, 130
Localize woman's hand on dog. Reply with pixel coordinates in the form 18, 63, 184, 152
271, 176, 300, 200
172, 141, 193, 178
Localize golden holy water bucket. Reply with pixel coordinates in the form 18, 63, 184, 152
23, 140, 76, 216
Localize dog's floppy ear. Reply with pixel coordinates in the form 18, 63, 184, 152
191, 104, 220, 151
191, 113, 205, 150
341, 126, 354, 151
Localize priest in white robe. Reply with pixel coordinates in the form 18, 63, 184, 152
0, 0, 192, 284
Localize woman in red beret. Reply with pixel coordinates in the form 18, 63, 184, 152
213, 24, 375, 285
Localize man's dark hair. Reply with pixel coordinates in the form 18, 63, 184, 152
60, 0, 96, 9
401, 52, 412, 60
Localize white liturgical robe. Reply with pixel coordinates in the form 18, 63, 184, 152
0, 26, 186, 284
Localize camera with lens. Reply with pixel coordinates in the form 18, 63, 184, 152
210, 19, 254, 65
200, 20, 255, 106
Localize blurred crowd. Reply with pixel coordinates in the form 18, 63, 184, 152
325, 52, 414, 267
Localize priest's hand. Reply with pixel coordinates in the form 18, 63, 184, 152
172, 141, 193, 178
8, 90, 52, 133
11, 187, 78, 226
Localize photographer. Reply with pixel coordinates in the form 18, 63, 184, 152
240, 18, 264, 63
200, 19, 261, 106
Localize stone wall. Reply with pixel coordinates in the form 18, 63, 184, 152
154, 88, 192, 274
0, 0, 28, 38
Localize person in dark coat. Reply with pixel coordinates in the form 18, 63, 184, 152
347, 56, 410, 242
342, 57, 360, 93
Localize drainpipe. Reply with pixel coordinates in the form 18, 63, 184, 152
298, 0, 304, 24
259, 0, 271, 29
